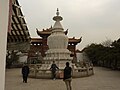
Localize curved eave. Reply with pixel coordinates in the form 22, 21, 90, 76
69, 39, 81, 43
69, 37, 82, 44
36, 29, 68, 37
37, 30, 51, 35
36, 29, 51, 37
30, 38, 42, 43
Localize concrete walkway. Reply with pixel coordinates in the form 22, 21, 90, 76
5, 67, 120, 90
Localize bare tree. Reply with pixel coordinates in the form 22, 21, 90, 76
101, 38, 113, 47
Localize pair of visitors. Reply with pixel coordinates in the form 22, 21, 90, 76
50, 61, 72, 90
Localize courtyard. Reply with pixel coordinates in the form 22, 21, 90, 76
5, 67, 120, 90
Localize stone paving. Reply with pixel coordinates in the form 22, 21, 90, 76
5, 67, 120, 90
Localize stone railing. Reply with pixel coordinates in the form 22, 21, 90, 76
72, 67, 94, 78
29, 64, 94, 79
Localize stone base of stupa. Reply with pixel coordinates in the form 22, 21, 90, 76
29, 62, 94, 79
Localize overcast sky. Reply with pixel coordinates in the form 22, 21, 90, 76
18, 0, 120, 50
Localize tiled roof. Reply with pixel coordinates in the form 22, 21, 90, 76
7, 0, 30, 50
7, 0, 30, 43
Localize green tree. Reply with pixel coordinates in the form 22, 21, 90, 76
83, 38, 120, 70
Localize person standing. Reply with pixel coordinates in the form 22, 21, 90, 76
22, 64, 30, 83
50, 61, 59, 80
63, 62, 72, 90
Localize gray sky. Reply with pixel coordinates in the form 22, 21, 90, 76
18, 0, 120, 50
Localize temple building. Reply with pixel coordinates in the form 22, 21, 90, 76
28, 27, 82, 63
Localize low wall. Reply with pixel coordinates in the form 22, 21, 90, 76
29, 64, 94, 79
72, 67, 94, 78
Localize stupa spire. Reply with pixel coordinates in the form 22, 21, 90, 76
53, 8, 63, 30
56, 8, 59, 16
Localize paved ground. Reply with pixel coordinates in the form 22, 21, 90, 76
5, 67, 120, 90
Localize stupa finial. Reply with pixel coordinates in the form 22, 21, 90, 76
53, 8, 63, 21
56, 8, 59, 16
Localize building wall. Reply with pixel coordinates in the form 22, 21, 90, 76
29, 39, 77, 57
76, 53, 83, 62
0, 0, 9, 89
28, 43, 77, 63
29, 43, 76, 57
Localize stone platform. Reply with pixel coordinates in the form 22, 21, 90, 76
28, 64, 94, 79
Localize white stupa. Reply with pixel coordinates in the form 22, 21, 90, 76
43, 8, 73, 69
29, 9, 94, 79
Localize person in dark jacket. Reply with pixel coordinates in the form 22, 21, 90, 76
50, 61, 59, 80
63, 62, 72, 90
22, 64, 30, 83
